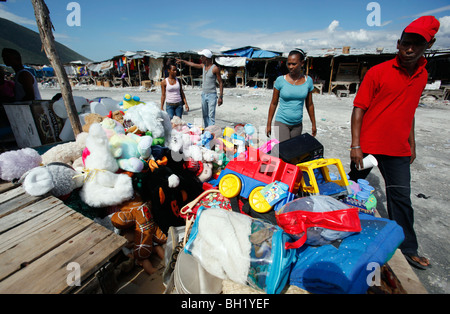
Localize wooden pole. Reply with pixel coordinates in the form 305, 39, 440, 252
328, 56, 335, 94
126, 58, 131, 86
31, 0, 82, 136
137, 59, 142, 86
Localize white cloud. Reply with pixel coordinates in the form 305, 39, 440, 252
414, 5, 450, 17
328, 20, 339, 33
434, 16, 450, 48
345, 29, 370, 42
199, 21, 404, 54
437, 16, 450, 35
0, 4, 35, 26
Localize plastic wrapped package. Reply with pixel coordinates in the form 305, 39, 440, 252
276, 195, 362, 249
184, 207, 296, 294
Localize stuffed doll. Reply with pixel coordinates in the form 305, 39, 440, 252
108, 132, 153, 173
20, 162, 84, 198
82, 113, 104, 133
79, 123, 134, 208
0, 148, 42, 182
100, 117, 125, 138
120, 94, 144, 110
111, 195, 167, 262
41, 132, 88, 167
133, 156, 187, 235
123, 102, 172, 146
108, 110, 125, 125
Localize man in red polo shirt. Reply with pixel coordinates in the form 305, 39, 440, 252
349, 16, 440, 270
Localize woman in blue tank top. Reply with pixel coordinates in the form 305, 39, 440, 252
266, 49, 317, 142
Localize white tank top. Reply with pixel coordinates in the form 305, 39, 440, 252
14, 69, 42, 101
165, 78, 182, 103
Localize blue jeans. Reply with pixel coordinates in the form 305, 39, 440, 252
201, 93, 217, 127
349, 154, 418, 255
166, 102, 183, 120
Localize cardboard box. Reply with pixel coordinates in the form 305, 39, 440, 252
3, 100, 64, 148
141, 80, 152, 89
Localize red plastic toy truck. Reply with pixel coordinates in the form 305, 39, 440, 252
206, 146, 302, 212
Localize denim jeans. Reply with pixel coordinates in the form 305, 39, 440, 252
201, 93, 217, 127
348, 154, 418, 255
166, 102, 183, 120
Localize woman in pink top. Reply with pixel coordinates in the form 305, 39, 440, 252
161, 64, 189, 120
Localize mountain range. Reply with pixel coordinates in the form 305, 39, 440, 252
0, 17, 91, 65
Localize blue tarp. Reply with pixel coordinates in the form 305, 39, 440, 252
222, 46, 281, 59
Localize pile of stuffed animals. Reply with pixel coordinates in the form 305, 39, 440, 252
0, 93, 258, 275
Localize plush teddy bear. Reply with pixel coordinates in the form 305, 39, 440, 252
108, 110, 125, 125
132, 157, 188, 235
82, 113, 104, 133
100, 117, 125, 138
109, 132, 153, 173
123, 102, 172, 146
0, 148, 42, 182
110, 195, 167, 268
41, 132, 88, 167
20, 162, 84, 198
79, 123, 134, 208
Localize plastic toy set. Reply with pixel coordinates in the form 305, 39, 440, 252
203, 133, 377, 216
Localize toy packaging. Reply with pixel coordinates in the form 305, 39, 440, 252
258, 180, 289, 207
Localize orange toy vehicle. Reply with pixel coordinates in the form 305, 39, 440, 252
206, 146, 302, 212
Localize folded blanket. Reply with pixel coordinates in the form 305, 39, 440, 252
186, 208, 252, 285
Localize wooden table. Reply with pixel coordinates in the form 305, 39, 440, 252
0, 182, 127, 294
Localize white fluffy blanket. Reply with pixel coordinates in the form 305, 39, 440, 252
188, 208, 252, 285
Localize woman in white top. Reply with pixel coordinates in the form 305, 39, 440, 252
161, 64, 189, 120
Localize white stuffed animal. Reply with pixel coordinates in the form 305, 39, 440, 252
124, 102, 172, 146
0, 148, 42, 182
41, 132, 88, 167
21, 162, 84, 197
79, 123, 134, 208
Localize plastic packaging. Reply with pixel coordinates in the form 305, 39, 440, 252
275, 195, 362, 249
184, 207, 296, 294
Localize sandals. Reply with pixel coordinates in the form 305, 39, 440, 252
404, 254, 431, 270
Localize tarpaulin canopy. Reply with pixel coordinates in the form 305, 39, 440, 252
222, 46, 282, 59
215, 57, 247, 67
87, 61, 113, 73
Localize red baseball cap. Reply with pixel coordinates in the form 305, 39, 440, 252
404, 16, 440, 42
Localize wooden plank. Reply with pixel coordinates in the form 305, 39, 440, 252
374, 210, 428, 294
0, 223, 126, 294
0, 196, 63, 234
0, 188, 43, 219
0, 205, 92, 281
387, 250, 428, 294
0, 182, 16, 194
0, 186, 26, 205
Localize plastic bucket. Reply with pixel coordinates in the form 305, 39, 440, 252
174, 250, 223, 294
356, 190, 371, 201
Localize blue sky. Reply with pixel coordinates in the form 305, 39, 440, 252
1, 0, 449, 62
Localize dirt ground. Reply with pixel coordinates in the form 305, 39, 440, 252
40, 83, 449, 294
